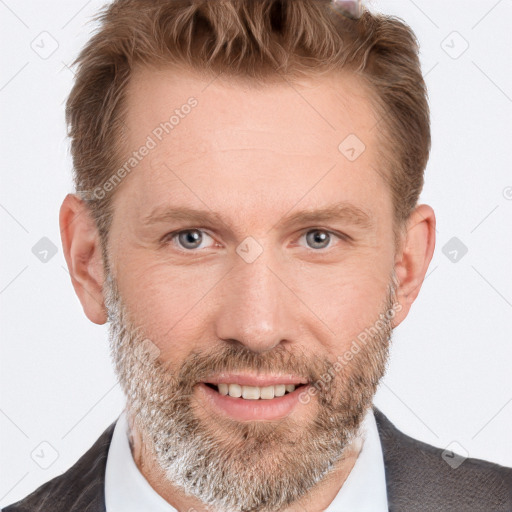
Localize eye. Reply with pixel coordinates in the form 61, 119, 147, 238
163, 228, 349, 253
165, 229, 216, 251
298, 229, 348, 250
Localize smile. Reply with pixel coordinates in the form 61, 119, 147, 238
204, 382, 305, 400
198, 381, 310, 421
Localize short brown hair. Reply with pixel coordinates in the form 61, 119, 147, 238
65, 0, 430, 254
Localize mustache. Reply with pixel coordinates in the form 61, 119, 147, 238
156, 341, 334, 394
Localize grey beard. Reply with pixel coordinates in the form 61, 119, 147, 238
104, 269, 396, 512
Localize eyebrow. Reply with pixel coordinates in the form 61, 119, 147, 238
142, 201, 374, 232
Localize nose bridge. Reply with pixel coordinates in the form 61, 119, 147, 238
214, 242, 289, 352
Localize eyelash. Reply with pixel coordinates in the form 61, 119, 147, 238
162, 228, 351, 253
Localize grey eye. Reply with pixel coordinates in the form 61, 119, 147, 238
305, 230, 332, 249
177, 229, 204, 249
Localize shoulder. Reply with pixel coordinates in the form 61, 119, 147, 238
3, 420, 116, 512
374, 407, 512, 511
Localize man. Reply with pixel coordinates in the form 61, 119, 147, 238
4, 0, 511, 510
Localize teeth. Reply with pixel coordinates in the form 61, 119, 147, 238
213, 383, 298, 399
274, 384, 286, 397
260, 385, 274, 399
242, 386, 260, 400
228, 383, 242, 397
218, 383, 229, 395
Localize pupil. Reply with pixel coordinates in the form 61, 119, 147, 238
308, 230, 329, 249
180, 230, 201, 248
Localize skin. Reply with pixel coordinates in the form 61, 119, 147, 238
60, 65, 435, 511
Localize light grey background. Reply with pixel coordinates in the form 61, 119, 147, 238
1, 0, 511, 507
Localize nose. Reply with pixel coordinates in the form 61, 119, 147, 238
214, 246, 294, 353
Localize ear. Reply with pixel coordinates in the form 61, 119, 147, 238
392, 204, 436, 328
59, 193, 108, 325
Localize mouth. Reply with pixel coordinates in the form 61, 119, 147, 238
198, 378, 311, 421
203, 382, 307, 400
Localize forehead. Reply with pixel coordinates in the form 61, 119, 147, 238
115, 65, 388, 222
124, 64, 379, 151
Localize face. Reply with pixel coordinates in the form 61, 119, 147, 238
103, 66, 400, 512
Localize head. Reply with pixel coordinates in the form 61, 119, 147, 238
60, 1, 435, 511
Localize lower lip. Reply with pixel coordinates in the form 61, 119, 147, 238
197, 383, 309, 421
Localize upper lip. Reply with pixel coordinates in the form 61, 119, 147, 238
203, 373, 308, 387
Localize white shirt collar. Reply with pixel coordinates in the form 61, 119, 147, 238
105, 406, 388, 512
326, 407, 389, 511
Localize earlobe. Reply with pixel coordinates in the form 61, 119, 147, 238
59, 193, 108, 325
392, 204, 436, 327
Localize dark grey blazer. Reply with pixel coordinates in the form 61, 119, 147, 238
4, 407, 511, 511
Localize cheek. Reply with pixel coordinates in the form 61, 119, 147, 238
292, 257, 393, 351
117, 259, 224, 357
